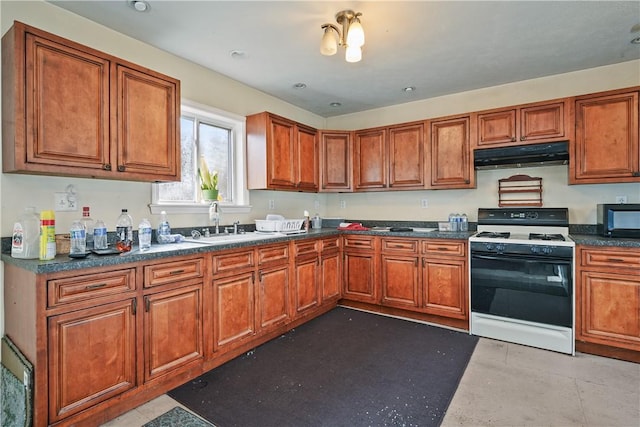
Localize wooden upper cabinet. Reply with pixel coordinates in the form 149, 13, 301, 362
428, 116, 474, 189
354, 123, 425, 191
319, 131, 352, 192
388, 122, 425, 189
2, 21, 180, 182
354, 127, 388, 190
116, 65, 179, 180
475, 100, 568, 148
246, 112, 318, 192
572, 90, 639, 184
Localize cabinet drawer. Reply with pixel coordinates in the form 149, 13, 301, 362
144, 258, 204, 287
213, 250, 255, 275
321, 237, 340, 252
258, 243, 289, 265
294, 240, 319, 257
381, 238, 419, 253
580, 248, 640, 270
422, 240, 466, 257
48, 268, 136, 307
343, 236, 376, 250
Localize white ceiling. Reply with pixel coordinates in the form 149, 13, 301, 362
48, 1, 640, 117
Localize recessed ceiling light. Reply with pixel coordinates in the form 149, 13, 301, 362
293, 83, 307, 89
229, 50, 247, 59
329, 102, 342, 107
128, 0, 150, 12
402, 86, 416, 92
631, 37, 640, 44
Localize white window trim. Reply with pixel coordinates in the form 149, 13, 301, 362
150, 99, 251, 215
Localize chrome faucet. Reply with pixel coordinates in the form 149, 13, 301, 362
233, 220, 240, 235
209, 202, 220, 234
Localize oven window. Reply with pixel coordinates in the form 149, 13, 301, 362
471, 255, 573, 327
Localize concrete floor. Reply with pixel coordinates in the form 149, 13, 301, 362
103, 338, 640, 427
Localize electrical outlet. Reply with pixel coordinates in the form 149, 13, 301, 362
54, 192, 78, 211
268, 199, 275, 210
421, 199, 428, 208
615, 195, 627, 204
340, 200, 347, 209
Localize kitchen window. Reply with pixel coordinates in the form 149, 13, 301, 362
150, 100, 250, 215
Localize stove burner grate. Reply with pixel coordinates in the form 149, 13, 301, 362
529, 233, 565, 241
475, 231, 511, 239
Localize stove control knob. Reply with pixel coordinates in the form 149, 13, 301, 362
530, 246, 540, 254
495, 244, 506, 253
485, 243, 495, 251
542, 246, 553, 254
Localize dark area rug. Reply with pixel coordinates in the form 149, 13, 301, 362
143, 406, 213, 427
169, 307, 478, 427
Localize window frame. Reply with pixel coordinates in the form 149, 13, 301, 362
150, 99, 251, 215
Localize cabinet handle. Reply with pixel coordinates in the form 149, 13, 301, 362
520, 136, 526, 141
259, 272, 264, 282
103, 164, 111, 171
144, 296, 150, 312
131, 298, 137, 315
117, 165, 125, 172
607, 258, 625, 263
511, 137, 516, 142
251, 272, 255, 283
169, 269, 185, 275
422, 258, 426, 267
86, 283, 107, 290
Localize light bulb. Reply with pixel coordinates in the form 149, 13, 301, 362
346, 18, 365, 47
320, 26, 338, 56
345, 45, 362, 63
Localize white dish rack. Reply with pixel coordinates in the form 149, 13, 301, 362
255, 219, 305, 234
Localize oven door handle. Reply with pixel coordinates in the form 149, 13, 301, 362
471, 253, 572, 264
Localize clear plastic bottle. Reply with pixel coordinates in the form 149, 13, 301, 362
11, 207, 40, 259
93, 219, 108, 250
69, 219, 87, 255
460, 213, 469, 232
115, 209, 133, 252
81, 206, 94, 250
138, 218, 152, 251
157, 211, 171, 243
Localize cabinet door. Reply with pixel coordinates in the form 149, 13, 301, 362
578, 271, 640, 351
422, 257, 467, 319
295, 125, 319, 191
520, 101, 566, 142
24, 31, 111, 172
143, 285, 203, 382
48, 299, 137, 422
214, 272, 255, 349
354, 128, 387, 190
477, 109, 516, 146
267, 115, 297, 188
319, 131, 352, 191
429, 116, 473, 188
257, 265, 290, 330
116, 65, 179, 181
321, 251, 341, 302
574, 91, 639, 182
343, 250, 378, 303
381, 255, 420, 309
294, 256, 320, 316
388, 123, 425, 189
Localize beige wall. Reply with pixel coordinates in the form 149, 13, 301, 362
1, 1, 639, 339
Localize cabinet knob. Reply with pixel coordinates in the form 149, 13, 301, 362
103, 164, 112, 171
511, 137, 517, 142
117, 165, 126, 172
520, 136, 526, 141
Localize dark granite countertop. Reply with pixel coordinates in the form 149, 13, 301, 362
1, 227, 472, 274
569, 234, 640, 248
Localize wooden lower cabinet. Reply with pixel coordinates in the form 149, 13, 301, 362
320, 238, 341, 303
258, 264, 290, 330
343, 235, 379, 303
294, 256, 320, 315
576, 246, 640, 358
143, 284, 203, 382
47, 299, 137, 423
380, 238, 420, 309
422, 257, 466, 319
214, 271, 256, 349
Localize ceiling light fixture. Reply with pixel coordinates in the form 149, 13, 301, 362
402, 86, 416, 92
329, 102, 342, 107
293, 83, 307, 89
320, 10, 365, 63
128, 0, 150, 12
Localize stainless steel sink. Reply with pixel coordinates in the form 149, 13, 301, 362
183, 232, 283, 245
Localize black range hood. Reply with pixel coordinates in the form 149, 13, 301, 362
474, 141, 569, 170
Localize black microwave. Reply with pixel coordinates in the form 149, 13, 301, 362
597, 204, 640, 238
